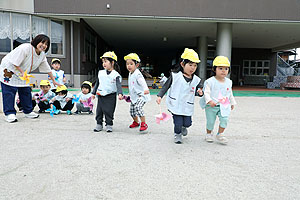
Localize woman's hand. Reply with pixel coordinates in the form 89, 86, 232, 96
53, 81, 62, 87
144, 90, 150, 95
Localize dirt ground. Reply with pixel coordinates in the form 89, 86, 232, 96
0, 94, 300, 200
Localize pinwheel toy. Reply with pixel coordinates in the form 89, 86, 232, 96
82, 97, 93, 110
154, 105, 172, 124
122, 95, 131, 103
34, 92, 47, 103
214, 92, 230, 108
19, 70, 34, 84
72, 94, 80, 104
46, 105, 59, 117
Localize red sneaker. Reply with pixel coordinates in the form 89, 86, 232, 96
129, 121, 139, 128
139, 122, 148, 132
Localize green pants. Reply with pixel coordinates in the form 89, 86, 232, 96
205, 105, 229, 131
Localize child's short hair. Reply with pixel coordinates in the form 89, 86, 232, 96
81, 81, 92, 93
171, 59, 197, 73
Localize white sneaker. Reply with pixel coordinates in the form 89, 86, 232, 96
6, 114, 18, 123
216, 133, 228, 145
205, 133, 214, 143
24, 112, 39, 119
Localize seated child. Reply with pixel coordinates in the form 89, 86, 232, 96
74, 81, 94, 115
34, 80, 55, 113
50, 85, 74, 115
16, 88, 36, 112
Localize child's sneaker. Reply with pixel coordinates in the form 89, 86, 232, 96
88, 111, 93, 115
129, 121, 139, 128
66, 110, 72, 115
216, 133, 228, 145
74, 110, 81, 115
94, 124, 103, 132
24, 112, 39, 119
182, 127, 188, 136
106, 125, 113, 132
205, 133, 214, 143
139, 122, 148, 133
38, 110, 45, 113
174, 133, 182, 144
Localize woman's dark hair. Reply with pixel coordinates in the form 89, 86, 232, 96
81, 84, 91, 93
31, 34, 50, 53
171, 59, 198, 73
106, 57, 121, 74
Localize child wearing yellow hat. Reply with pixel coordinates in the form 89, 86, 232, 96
124, 53, 151, 133
200, 56, 237, 145
92, 51, 123, 132
156, 48, 203, 144
48, 58, 66, 92
49, 85, 74, 115
74, 81, 94, 115
34, 80, 55, 113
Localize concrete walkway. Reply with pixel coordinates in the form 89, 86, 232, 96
0, 95, 299, 200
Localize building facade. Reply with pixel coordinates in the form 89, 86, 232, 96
1, 0, 300, 87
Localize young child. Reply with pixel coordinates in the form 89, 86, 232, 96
50, 85, 74, 115
156, 48, 203, 144
74, 81, 93, 115
34, 80, 55, 113
92, 51, 123, 132
16, 88, 36, 112
159, 73, 168, 86
200, 56, 237, 145
49, 58, 66, 92
124, 53, 151, 133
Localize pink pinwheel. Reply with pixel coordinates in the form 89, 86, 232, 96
34, 92, 47, 103
155, 105, 172, 124
122, 95, 131, 103
82, 97, 94, 110
216, 92, 230, 108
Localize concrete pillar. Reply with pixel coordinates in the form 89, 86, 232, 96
216, 23, 232, 61
197, 36, 207, 80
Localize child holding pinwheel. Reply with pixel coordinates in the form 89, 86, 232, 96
34, 80, 55, 113
49, 58, 66, 92
200, 56, 237, 145
74, 81, 94, 115
49, 85, 74, 115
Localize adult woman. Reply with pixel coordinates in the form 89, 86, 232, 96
0, 34, 59, 123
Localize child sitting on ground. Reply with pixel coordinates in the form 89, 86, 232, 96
49, 85, 74, 115
34, 80, 56, 113
74, 81, 94, 115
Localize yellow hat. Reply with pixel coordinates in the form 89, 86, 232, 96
181, 48, 201, 63
56, 85, 67, 93
82, 81, 92, 87
40, 80, 50, 86
51, 58, 61, 64
213, 56, 230, 67
100, 51, 117, 61
124, 53, 141, 62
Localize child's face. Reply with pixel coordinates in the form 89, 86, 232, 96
58, 92, 65, 96
40, 85, 50, 93
102, 58, 113, 71
52, 62, 61, 71
182, 62, 197, 77
215, 66, 229, 78
126, 59, 138, 73
81, 87, 89, 94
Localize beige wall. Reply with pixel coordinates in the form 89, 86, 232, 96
0, 0, 34, 13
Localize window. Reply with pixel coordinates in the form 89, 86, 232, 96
243, 60, 270, 76
84, 29, 97, 63
0, 11, 65, 56
51, 20, 63, 55
0, 12, 11, 52
12, 13, 30, 49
